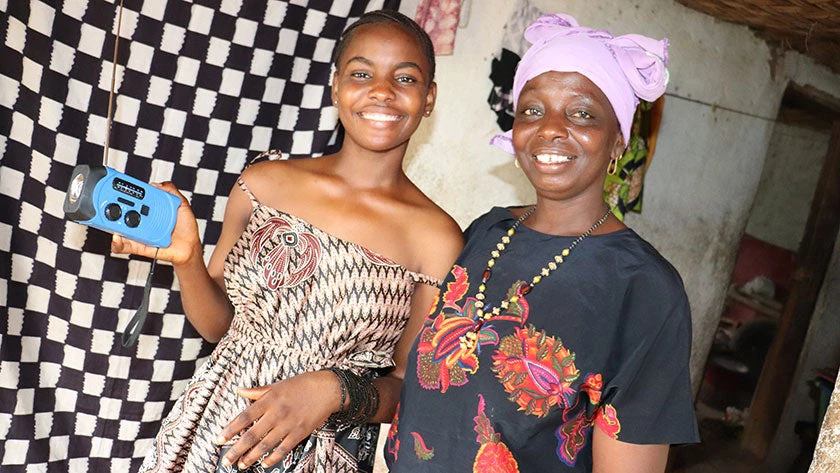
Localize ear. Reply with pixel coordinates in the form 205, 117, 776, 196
423, 81, 438, 117
331, 71, 339, 105
610, 132, 625, 161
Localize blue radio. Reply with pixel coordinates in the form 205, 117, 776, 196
63, 165, 179, 248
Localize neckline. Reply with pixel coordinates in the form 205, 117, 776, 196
251, 202, 422, 276
499, 206, 634, 239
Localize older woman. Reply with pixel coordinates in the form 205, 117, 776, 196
385, 13, 699, 473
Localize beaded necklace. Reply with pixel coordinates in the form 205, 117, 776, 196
459, 205, 612, 350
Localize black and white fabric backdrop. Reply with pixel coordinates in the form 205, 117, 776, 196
0, 0, 398, 471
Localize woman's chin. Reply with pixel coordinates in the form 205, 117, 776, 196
352, 137, 411, 154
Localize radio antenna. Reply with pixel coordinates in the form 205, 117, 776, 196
103, 0, 125, 167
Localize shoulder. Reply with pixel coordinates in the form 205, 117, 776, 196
405, 194, 464, 278
398, 179, 463, 239
608, 230, 685, 287
472, 206, 513, 226
423, 206, 463, 245
239, 157, 326, 201
390, 179, 464, 278
241, 158, 316, 185
463, 206, 516, 243
609, 231, 690, 320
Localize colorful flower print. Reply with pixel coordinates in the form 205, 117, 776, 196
411, 432, 434, 461
250, 217, 322, 289
441, 266, 470, 310
595, 404, 621, 439
386, 405, 433, 462
491, 325, 580, 417
556, 403, 621, 466
473, 394, 520, 473
416, 266, 530, 392
580, 373, 603, 404
416, 305, 487, 392
491, 324, 621, 466
386, 403, 401, 462
556, 410, 590, 465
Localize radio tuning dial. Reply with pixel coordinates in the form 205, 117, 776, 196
105, 203, 122, 221
124, 210, 141, 228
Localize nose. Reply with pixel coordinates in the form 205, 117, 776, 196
369, 77, 395, 103
537, 111, 570, 141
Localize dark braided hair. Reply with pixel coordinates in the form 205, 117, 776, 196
332, 9, 436, 82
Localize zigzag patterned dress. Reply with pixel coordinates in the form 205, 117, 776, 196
138, 179, 440, 473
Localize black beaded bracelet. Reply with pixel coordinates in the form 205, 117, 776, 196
325, 367, 347, 416
324, 368, 380, 426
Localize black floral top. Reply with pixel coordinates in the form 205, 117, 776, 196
386, 207, 699, 472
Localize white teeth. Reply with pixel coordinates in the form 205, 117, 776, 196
533, 154, 572, 164
360, 112, 401, 122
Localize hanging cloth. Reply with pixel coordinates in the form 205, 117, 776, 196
415, 0, 462, 55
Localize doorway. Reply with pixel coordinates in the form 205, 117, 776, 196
671, 84, 840, 473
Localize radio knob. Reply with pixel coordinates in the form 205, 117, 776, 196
124, 210, 141, 228
105, 203, 122, 221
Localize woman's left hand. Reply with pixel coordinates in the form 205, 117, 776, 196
217, 370, 339, 470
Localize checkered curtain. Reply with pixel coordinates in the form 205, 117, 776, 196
0, 0, 398, 471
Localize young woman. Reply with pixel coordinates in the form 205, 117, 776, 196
113, 10, 463, 473
386, 13, 699, 473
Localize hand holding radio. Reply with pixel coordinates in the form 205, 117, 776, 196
59, 2, 215, 346
110, 179, 236, 344
109, 181, 202, 267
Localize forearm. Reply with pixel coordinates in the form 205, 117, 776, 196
173, 246, 234, 342
371, 376, 401, 423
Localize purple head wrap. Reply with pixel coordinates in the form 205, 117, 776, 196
491, 13, 669, 154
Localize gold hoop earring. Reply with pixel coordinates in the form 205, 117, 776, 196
607, 157, 619, 175
514, 158, 521, 169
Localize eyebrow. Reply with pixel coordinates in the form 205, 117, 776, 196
395, 61, 423, 73
345, 56, 374, 67
520, 86, 599, 105
344, 56, 424, 73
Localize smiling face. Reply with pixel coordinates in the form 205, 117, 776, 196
332, 22, 436, 154
512, 71, 624, 205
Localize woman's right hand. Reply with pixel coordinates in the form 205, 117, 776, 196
110, 181, 203, 267
216, 371, 342, 470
